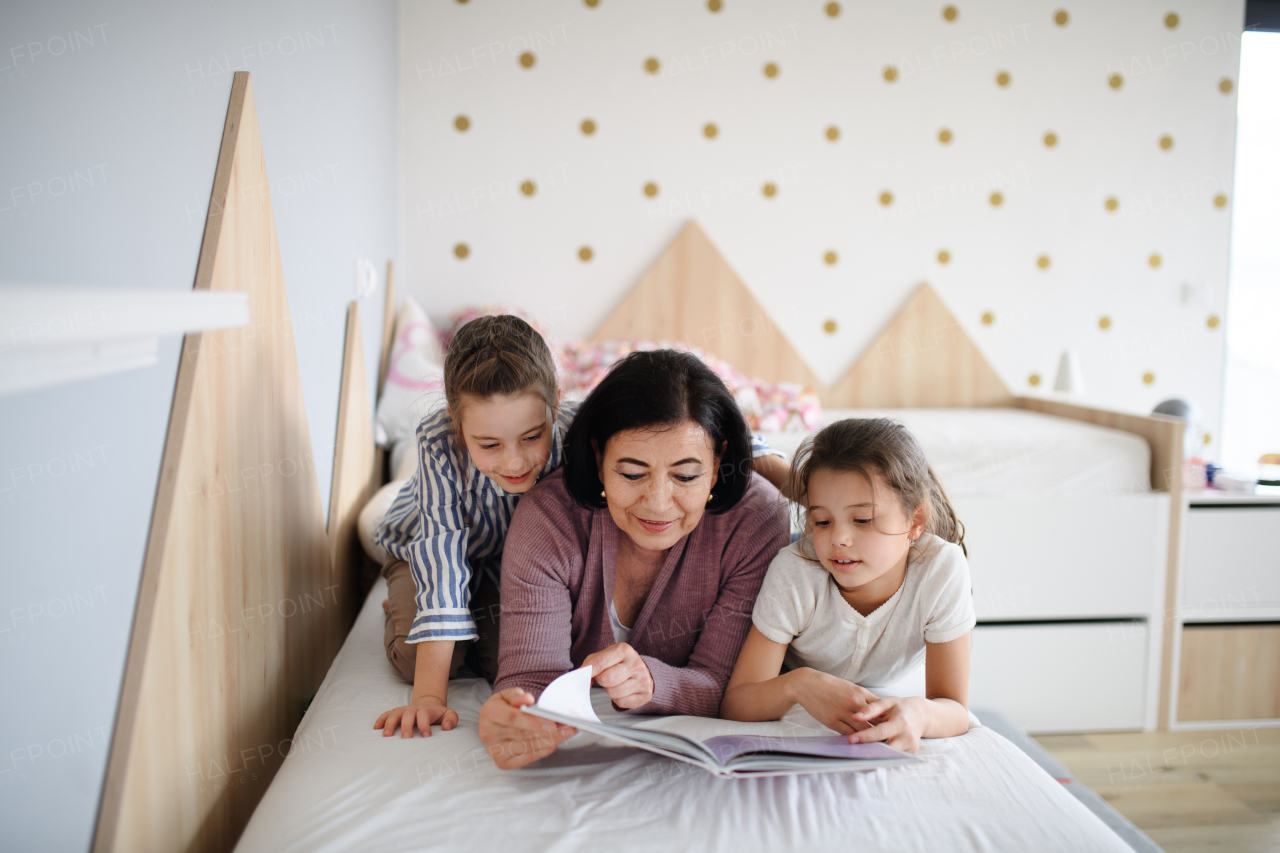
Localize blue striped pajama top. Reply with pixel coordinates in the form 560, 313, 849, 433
375, 403, 783, 643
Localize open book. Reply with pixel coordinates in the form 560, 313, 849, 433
522, 666, 919, 778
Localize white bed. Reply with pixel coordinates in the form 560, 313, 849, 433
233, 579, 1133, 853
761, 408, 1169, 734
762, 407, 1152, 497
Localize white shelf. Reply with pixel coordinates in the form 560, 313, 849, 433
0, 287, 249, 396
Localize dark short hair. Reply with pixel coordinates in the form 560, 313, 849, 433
563, 350, 754, 513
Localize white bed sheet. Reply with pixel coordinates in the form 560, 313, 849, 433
235, 581, 1132, 853
760, 407, 1151, 496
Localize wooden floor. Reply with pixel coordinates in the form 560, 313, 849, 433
1035, 729, 1280, 853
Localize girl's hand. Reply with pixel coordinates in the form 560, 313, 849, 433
791, 668, 881, 735
849, 696, 926, 754
583, 643, 654, 709
478, 688, 578, 770
374, 697, 458, 738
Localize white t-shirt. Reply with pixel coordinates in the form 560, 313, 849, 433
751, 533, 975, 690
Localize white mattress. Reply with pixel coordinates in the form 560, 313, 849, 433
760, 408, 1151, 496
234, 581, 1132, 853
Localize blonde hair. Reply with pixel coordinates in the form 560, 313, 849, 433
790, 418, 966, 556
443, 314, 559, 436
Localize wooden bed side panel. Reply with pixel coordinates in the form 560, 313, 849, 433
829, 283, 1011, 408
591, 221, 826, 391
328, 300, 379, 608
1013, 394, 1185, 730
94, 73, 343, 853
377, 260, 396, 402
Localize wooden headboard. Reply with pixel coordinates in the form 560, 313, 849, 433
594, 221, 1010, 408
93, 73, 366, 853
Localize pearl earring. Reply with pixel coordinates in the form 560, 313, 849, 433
600, 489, 606, 498
706, 493, 714, 504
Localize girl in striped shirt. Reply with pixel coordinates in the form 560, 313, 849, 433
374, 315, 788, 738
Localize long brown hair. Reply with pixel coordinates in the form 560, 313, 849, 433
443, 314, 559, 440
790, 418, 966, 556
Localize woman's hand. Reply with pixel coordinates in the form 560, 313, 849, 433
583, 643, 654, 709
848, 696, 927, 754
374, 697, 458, 738
790, 668, 881, 735
478, 688, 578, 770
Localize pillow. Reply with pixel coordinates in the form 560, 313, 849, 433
556, 339, 823, 433
375, 296, 446, 447
358, 479, 408, 565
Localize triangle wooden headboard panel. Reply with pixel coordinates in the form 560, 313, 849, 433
93, 73, 350, 853
593, 222, 1012, 408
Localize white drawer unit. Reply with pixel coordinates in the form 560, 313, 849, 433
955, 495, 1169, 620
1182, 506, 1280, 612
970, 622, 1149, 733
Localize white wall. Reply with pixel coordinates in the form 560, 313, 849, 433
0, 2, 396, 849
401, 0, 1242, 445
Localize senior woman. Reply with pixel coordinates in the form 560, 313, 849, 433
478, 349, 789, 769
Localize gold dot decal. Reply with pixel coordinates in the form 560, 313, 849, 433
1043, 131, 1059, 148
578, 246, 593, 262
1036, 254, 1050, 269
707, 0, 723, 10
643, 182, 659, 198
581, 118, 596, 135
981, 311, 994, 326
989, 191, 1004, 207
703, 122, 718, 139
1029, 372, 1042, 387
1207, 314, 1220, 329
762, 182, 777, 198
644, 57, 660, 75
1105, 196, 1119, 212
937, 249, 951, 265
454, 115, 470, 132
520, 180, 536, 196
1214, 193, 1228, 208
1203, 431, 1212, 445
1054, 9, 1069, 26
879, 191, 894, 207
1164, 12, 1179, 28
1219, 78, 1234, 94
1142, 371, 1156, 385
823, 319, 838, 334
826, 125, 840, 141
938, 128, 953, 144
1109, 73, 1123, 89
454, 242, 469, 259
764, 62, 779, 79
1098, 315, 1112, 330
883, 66, 898, 82
824, 251, 838, 265
585, 0, 599, 6
996, 70, 1011, 87
1149, 253, 1162, 268
943, 5, 958, 21
519, 52, 536, 69
826, 2, 841, 17
1159, 134, 1174, 150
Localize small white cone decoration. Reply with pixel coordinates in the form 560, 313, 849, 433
1053, 349, 1083, 395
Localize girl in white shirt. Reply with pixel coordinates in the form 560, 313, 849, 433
721, 418, 974, 754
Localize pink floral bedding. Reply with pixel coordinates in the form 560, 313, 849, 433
445, 305, 823, 433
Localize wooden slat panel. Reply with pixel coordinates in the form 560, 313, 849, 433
94, 72, 344, 853
1179, 625, 1280, 721
328, 300, 379, 606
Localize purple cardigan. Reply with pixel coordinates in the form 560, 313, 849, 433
494, 469, 789, 717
